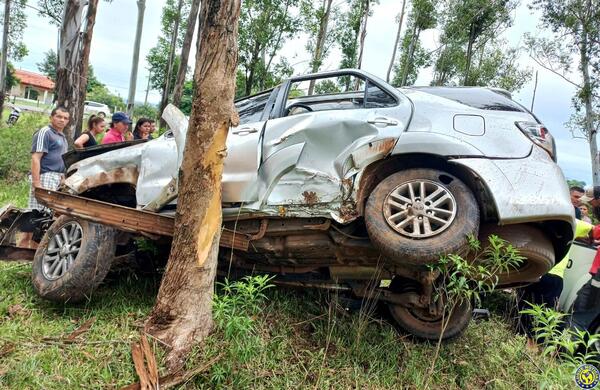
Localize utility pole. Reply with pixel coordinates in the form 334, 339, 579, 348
0, 0, 11, 116
127, 0, 146, 117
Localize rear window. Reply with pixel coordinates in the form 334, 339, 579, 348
413, 87, 526, 113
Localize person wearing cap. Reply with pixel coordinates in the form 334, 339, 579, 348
101, 112, 133, 144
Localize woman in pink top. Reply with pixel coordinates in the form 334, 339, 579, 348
101, 112, 133, 144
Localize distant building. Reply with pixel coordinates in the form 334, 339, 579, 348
10, 69, 55, 104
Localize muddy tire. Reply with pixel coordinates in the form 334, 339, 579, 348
480, 224, 555, 287
389, 299, 472, 340
365, 168, 479, 265
32, 215, 116, 303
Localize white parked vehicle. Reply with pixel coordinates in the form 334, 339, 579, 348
83, 101, 111, 118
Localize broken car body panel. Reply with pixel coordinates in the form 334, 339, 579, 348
62, 69, 574, 234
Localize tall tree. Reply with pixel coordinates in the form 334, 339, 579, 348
126, 0, 146, 116
301, 0, 341, 94
145, 0, 241, 370
528, 0, 600, 185
54, 0, 100, 144
37, 49, 58, 80
3, 0, 28, 62
356, 0, 377, 70
431, 0, 517, 87
338, 0, 366, 71
146, 0, 191, 123
392, 0, 437, 86
172, 0, 200, 108
158, 0, 184, 124
238, 0, 299, 96
386, 0, 407, 83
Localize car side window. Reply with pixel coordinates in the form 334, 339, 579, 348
235, 91, 271, 126
365, 81, 397, 108
284, 74, 366, 116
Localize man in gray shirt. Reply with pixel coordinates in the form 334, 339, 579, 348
28, 106, 70, 212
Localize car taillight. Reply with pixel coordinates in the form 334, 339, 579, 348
515, 121, 556, 161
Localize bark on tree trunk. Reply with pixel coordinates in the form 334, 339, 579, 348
159, 0, 183, 128
245, 41, 261, 96
172, 0, 201, 108
581, 32, 600, 186
144, 0, 241, 371
73, 0, 99, 140
307, 0, 333, 95
463, 24, 476, 86
386, 0, 406, 83
55, 0, 85, 146
356, 0, 370, 70
400, 24, 419, 86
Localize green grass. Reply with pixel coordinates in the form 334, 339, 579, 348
0, 262, 572, 389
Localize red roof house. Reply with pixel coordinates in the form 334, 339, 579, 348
10, 69, 55, 104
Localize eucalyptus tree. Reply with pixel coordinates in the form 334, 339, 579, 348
528, 0, 600, 185
432, 0, 519, 87
237, 0, 299, 96
301, 0, 344, 94
392, 0, 437, 86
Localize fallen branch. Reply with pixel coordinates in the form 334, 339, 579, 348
121, 353, 223, 390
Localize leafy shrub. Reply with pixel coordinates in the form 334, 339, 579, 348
0, 112, 47, 182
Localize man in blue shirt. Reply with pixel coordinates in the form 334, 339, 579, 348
28, 107, 69, 213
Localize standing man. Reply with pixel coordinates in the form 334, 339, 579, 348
571, 186, 585, 220
28, 107, 70, 213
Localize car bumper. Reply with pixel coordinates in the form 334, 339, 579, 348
450, 146, 575, 228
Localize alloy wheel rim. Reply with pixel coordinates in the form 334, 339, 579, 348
383, 179, 457, 238
42, 221, 83, 280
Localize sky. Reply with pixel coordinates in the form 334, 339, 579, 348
14, 0, 593, 184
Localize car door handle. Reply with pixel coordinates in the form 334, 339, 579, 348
367, 118, 398, 127
232, 127, 258, 135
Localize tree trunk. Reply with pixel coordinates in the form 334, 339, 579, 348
126, 0, 146, 117
172, 0, 201, 108
400, 23, 419, 86
0, 0, 10, 117
244, 40, 261, 96
462, 24, 476, 86
307, 0, 333, 95
159, 0, 183, 128
55, 0, 85, 146
386, 0, 406, 83
144, 0, 241, 371
356, 0, 370, 70
73, 0, 99, 140
580, 32, 600, 186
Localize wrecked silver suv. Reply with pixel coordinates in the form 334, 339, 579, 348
18, 69, 574, 340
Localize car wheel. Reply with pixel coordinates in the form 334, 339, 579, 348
365, 168, 479, 265
97, 112, 105, 118
388, 298, 472, 340
32, 215, 116, 303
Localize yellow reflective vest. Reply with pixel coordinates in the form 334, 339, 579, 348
548, 220, 593, 278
